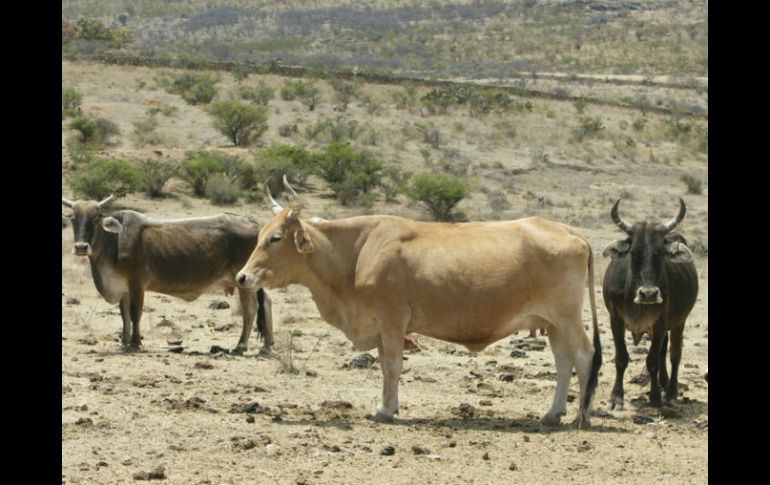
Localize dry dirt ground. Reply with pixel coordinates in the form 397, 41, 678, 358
62, 61, 707, 485
62, 198, 708, 485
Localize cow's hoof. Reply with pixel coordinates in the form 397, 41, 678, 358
572, 415, 592, 430
609, 395, 624, 411
539, 412, 563, 428
368, 412, 395, 424
230, 347, 245, 356
258, 346, 274, 357
124, 345, 141, 353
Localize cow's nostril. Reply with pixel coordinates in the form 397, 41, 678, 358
238, 274, 247, 285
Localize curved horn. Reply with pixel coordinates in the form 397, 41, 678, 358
97, 194, 114, 208
264, 178, 283, 215
610, 199, 633, 235
282, 174, 300, 198
62, 197, 75, 208
662, 198, 687, 233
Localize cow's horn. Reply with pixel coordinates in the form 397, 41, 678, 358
610, 199, 633, 234
283, 174, 300, 198
97, 194, 114, 208
662, 198, 687, 233
62, 197, 75, 208
264, 178, 283, 215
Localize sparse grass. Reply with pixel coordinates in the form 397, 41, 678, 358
680, 174, 703, 195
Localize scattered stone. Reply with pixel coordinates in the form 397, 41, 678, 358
412, 445, 430, 455
380, 446, 396, 456
482, 452, 491, 461
156, 318, 176, 328
209, 345, 230, 355
660, 407, 681, 419
79, 336, 98, 346
305, 370, 318, 377
132, 465, 166, 481
194, 362, 214, 370
246, 416, 255, 423
452, 403, 477, 419
633, 413, 655, 425
523, 436, 530, 443
266, 443, 281, 457
577, 440, 592, 452
229, 402, 263, 414
630, 373, 650, 385
168, 346, 184, 354
95, 461, 109, 468
209, 301, 230, 310
349, 353, 377, 369
75, 417, 93, 427
509, 462, 519, 471
678, 382, 689, 392
509, 350, 527, 358
66, 298, 80, 305
498, 373, 515, 382
479, 400, 493, 407
414, 375, 437, 383
321, 400, 353, 410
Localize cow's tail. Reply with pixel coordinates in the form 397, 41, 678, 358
256, 288, 267, 341
582, 243, 602, 414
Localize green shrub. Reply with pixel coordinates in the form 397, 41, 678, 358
380, 165, 409, 203
680, 174, 703, 195
206, 174, 241, 205
67, 158, 141, 200
278, 124, 298, 137
180, 150, 226, 196
281, 80, 319, 110
69, 115, 120, 146
207, 100, 268, 146
330, 79, 357, 111
137, 159, 178, 197
402, 172, 470, 221
166, 73, 218, 105
65, 139, 99, 165
131, 114, 164, 147
415, 123, 441, 148
256, 144, 315, 194
315, 143, 383, 206
62, 86, 82, 119
573, 98, 587, 114
239, 82, 275, 106
573, 116, 605, 142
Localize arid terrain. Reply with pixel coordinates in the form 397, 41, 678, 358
62, 58, 707, 485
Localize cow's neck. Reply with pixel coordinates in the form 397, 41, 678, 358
86, 227, 122, 300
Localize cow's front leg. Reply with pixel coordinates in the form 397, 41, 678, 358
646, 321, 667, 407
128, 284, 144, 350
233, 288, 256, 356
609, 312, 629, 411
119, 295, 132, 349
666, 325, 685, 402
371, 328, 406, 423
257, 290, 274, 356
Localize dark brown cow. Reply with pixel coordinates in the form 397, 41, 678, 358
602, 198, 698, 408
62, 196, 273, 354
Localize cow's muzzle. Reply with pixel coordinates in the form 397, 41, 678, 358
634, 286, 662, 305
236, 271, 259, 290
73, 242, 92, 256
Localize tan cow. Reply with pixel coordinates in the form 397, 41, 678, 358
237, 193, 601, 428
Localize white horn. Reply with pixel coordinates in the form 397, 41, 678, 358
62, 198, 75, 208
264, 179, 283, 215
283, 174, 300, 198
97, 194, 114, 208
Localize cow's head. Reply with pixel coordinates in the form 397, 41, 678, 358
602, 198, 693, 305
61, 195, 115, 256
237, 207, 314, 290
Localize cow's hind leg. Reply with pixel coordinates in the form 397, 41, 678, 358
646, 322, 667, 407
128, 284, 144, 350
233, 288, 256, 355
541, 325, 571, 427
119, 295, 132, 349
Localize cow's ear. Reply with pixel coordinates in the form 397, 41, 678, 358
102, 216, 123, 234
665, 241, 693, 264
293, 227, 315, 254
602, 240, 630, 259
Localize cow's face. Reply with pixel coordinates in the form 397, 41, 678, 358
62, 196, 114, 256
237, 208, 314, 290
603, 199, 693, 305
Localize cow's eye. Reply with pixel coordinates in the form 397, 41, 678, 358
269, 233, 282, 243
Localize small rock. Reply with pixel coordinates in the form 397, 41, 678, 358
321, 400, 353, 410
75, 417, 93, 427
209, 301, 230, 310
523, 436, 530, 443
453, 403, 477, 419
209, 345, 230, 355
349, 353, 377, 369
229, 402, 263, 414
498, 373, 515, 382
509, 462, 519, 471
194, 362, 214, 370
66, 298, 80, 305
133, 465, 166, 481
479, 400, 493, 407
482, 452, 490, 461
509, 350, 527, 358
577, 440, 592, 452
79, 336, 98, 346
412, 445, 430, 455
166, 339, 183, 346
633, 413, 655, 425
246, 416, 255, 423
266, 443, 281, 457
380, 445, 396, 456
168, 346, 184, 354
156, 318, 176, 328
677, 382, 689, 392
305, 370, 318, 377
630, 373, 650, 385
